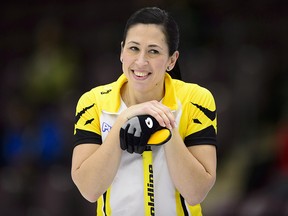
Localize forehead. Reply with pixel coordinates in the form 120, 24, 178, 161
126, 24, 167, 45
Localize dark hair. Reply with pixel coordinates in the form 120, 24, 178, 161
122, 7, 182, 80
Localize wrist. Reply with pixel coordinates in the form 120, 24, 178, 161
118, 112, 132, 125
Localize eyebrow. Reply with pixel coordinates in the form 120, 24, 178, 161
127, 41, 163, 50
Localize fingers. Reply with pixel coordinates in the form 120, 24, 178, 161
147, 101, 176, 130
121, 100, 176, 130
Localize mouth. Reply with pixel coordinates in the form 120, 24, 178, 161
132, 70, 151, 78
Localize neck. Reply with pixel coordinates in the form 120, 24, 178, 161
121, 83, 165, 107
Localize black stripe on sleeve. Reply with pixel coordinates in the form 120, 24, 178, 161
74, 129, 102, 146
184, 125, 217, 147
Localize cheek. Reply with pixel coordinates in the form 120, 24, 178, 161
152, 61, 167, 81
122, 53, 133, 67
153, 59, 168, 72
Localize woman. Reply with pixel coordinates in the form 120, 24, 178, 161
72, 7, 217, 215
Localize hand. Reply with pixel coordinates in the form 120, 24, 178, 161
120, 100, 177, 130
120, 115, 171, 154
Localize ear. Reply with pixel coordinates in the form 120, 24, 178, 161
120, 41, 124, 62
167, 51, 179, 70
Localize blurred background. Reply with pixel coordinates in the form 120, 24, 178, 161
1, 0, 288, 215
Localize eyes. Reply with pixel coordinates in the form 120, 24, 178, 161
128, 46, 160, 55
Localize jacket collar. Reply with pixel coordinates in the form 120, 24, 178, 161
102, 73, 178, 113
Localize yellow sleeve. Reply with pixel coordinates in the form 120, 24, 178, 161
74, 90, 101, 136
182, 86, 217, 146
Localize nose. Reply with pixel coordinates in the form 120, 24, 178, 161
135, 52, 148, 66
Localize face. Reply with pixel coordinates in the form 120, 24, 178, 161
120, 24, 178, 94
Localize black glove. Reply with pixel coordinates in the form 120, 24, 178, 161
120, 115, 171, 154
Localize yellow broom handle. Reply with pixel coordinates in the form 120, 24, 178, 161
143, 146, 155, 216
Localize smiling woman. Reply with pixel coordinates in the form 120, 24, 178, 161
120, 24, 179, 100
71, 6, 217, 216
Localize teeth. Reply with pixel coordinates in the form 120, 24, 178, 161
134, 71, 148, 77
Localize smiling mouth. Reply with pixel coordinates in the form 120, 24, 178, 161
133, 70, 151, 78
